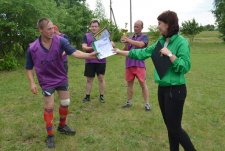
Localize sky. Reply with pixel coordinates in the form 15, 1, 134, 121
85, 0, 216, 32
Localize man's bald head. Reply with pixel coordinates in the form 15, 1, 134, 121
134, 20, 144, 34
135, 20, 143, 28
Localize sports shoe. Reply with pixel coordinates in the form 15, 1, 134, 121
99, 95, 105, 103
82, 97, 90, 103
46, 135, 55, 148
122, 102, 132, 108
57, 125, 76, 135
145, 103, 151, 111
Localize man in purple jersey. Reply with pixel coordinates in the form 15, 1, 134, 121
120, 20, 151, 111
25, 18, 96, 148
81, 19, 106, 103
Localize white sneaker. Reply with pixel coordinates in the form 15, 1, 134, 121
145, 104, 151, 111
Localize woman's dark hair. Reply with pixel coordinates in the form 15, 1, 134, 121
157, 10, 179, 37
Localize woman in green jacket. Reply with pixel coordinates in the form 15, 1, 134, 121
115, 10, 196, 151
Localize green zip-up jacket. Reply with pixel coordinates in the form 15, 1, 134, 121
128, 34, 190, 86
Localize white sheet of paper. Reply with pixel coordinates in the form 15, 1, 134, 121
93, 37, 115, 59
100, 29, 110, 39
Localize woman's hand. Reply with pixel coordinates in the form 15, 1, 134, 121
160, 47, 171, 56
112, 48, 121, 54
112, 48, 129, 56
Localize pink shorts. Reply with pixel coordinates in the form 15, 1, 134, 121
126, 67, 146, 82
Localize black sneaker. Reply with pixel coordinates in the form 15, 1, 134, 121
145, 104, 151, 111
46, 135, 55, 148
122, 102, 132, 108
82, 97, 90, 103
99, 95, 105, 103
57, 125, 76, 135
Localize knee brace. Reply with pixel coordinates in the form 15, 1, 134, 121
60, 98, 70, 106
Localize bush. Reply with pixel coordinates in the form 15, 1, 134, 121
147, 25, 160, 42
181, 19, 202, 42
0, 55, 18, 71
111, 28, 122, 42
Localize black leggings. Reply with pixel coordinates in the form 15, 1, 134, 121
158, 85, 196, 151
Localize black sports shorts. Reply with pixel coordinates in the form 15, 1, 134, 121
84, 63, 106, 77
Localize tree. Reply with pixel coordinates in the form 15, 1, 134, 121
54, 0, 85, 8
180, 19, 202, 42
92, 0, 121, 42
94, 0, 106, 21
0, 0, 63, 57
147, 25, 160, 42
50, 0, 94, 48
213, 0, 225, 41
60, 3, 93, 48
203, 24, 215, 31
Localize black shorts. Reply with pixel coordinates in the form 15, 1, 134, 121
84, 63, 106, 77
42, 83, 69, 96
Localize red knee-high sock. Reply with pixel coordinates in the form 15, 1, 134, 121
59, 105, 68, 127
44, 108, 54, 136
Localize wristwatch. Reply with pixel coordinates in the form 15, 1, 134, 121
168, 53, 173, 58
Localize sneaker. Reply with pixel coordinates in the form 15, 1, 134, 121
99, 95, 105, 103
57, 125, 76, 135
82, 97, 90, 103
122, 102, 132, 108
46, 135, 55, 148
145, 104, 151, 111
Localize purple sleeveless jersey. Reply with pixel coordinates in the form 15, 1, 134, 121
85, 33, 106, 64
28, 35, 68, 90
126, 34, 149, 68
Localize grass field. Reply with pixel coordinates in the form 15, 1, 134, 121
0, 31, 225, 151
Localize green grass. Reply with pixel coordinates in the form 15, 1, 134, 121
0, 31, 225, 151
194, 31, 223, 43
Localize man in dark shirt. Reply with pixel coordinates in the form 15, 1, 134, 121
26, 18, 96, 148
81, 19, 106, 103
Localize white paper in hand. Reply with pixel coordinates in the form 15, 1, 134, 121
93, 37, 115, 59
100, 29, 110, 39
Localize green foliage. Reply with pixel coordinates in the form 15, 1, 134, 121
111, 28, 122, 42
92, 0, 121, 42
201, 24, 216, 31
59, 4, 93, 49
94, 0, 106, 20
0, 0, 62, 57
53, 0, 93, 49
147, 25, 160, 41
54, 0, 85, 8
181, 19, 202, 42
213, 0, 225, 41
0, 54, 18, 71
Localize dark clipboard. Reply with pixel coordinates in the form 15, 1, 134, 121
151, 41, 172, 79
